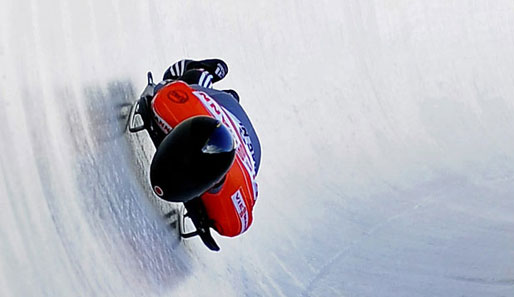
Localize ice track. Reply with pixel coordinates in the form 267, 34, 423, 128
1, 1, 514, 296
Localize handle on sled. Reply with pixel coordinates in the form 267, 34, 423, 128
128, 101, 146, 132
147, 71, 154, 85
128, 72, 155, 133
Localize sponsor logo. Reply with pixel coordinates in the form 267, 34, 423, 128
167, 89, 189, 103
225, 111, 256, 178
154, 186, 164, 197
231, 189, 249, 233
153, 114, 172, 134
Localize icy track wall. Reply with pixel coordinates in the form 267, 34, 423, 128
1, 0, 514, 296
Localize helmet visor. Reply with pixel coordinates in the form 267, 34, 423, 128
202, 123, 235, 154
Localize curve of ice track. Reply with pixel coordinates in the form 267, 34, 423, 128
1, 1, 514, 296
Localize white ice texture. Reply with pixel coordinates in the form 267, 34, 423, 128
1, 1, 514, 296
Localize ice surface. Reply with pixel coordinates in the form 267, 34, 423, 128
1, 0, 514, 296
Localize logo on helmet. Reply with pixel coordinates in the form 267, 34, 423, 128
153, 186, 164, 197
167, 89, 189, 103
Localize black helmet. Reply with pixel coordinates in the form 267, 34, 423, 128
150, 116, 236, 202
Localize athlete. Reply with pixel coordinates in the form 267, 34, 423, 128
135, 58, 261, 250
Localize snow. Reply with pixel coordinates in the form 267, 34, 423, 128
1, 0, 514, 296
